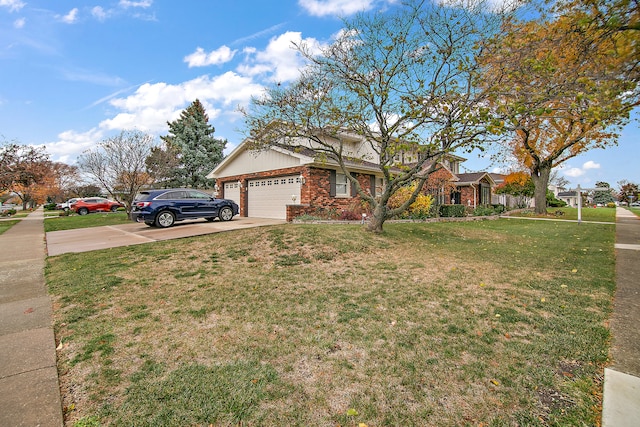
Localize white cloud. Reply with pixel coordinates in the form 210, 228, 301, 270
563, 167, 585, 178
59, 8, 79, 24
119, 0, 153, 8
583, 160, 601, 170
43, 128, 106, 164
91, 6, 109, 21
99, 73, 264, 133
184, 46, 237, 68
237, 31, 324, 83
561, 160, 601, 179
59, 67, 125, 86
0, 0, 25, 12
298, 0, 375, 17
13, 17, 25, 28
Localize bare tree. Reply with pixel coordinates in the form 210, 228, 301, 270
77, 130, 155, 212
245, 0, 506, 232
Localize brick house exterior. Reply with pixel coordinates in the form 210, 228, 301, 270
453, 172, 496, 208
208, 138, 494, 221
214, 165, 379, 221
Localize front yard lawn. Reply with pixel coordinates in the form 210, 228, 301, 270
509, 207, 616, 222
46, 218, 615, 426
44, 212, 130, 232
0, 219, 19, 235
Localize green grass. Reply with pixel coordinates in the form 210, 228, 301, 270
46, 219, 615, 426
510, 206, 616, 222
44, 212, 130, 232
0, 219, 19, 235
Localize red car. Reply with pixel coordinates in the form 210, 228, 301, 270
71, 197, 123, 215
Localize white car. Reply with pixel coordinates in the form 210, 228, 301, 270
56, 198, 83, 211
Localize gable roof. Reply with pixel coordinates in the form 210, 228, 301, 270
454, 172, 496, 186
208, 138, 385, 179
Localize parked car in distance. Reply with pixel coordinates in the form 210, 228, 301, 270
71, 198, 124, 215
130, 188, 239, 228
631, 202, 640, 207
56, 198, 83, 211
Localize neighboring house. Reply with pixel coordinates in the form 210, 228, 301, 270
207, 134, 495, 221
557, 190, 579, 207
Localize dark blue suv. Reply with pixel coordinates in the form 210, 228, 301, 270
130, 188, 239, 228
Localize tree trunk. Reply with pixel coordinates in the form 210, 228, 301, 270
531, 166, 551, 215
367, 203, 387, 233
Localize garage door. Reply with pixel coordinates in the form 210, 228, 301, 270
248, 175, 301, 219
223, 181, 241, 205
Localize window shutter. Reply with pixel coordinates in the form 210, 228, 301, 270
350, 179, 356, 197
329, 170, 336, 197
370, 175, 376, 197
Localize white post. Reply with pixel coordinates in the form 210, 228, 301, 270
577, 185, 582, 225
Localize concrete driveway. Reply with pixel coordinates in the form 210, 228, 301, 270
45, 217, 285, 256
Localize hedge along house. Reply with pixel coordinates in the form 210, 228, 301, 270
207, 131, 489, 221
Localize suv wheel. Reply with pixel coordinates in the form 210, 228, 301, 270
78, 207, 89, 215
155, 210, 175, 228
218, 206, 234, 221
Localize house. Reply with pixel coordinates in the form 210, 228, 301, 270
207, 133, 495, 221
557, 190, 579, 207
452, 172, 496, 208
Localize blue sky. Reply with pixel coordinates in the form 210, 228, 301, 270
1, 0, 638, 190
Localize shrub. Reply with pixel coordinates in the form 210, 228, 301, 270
388, 183, 434, 219
606, 202, 616, 208
439, 204, 466, 217
339, 210, 361, 220
472, 205, 495, 216
0, 209, 17, 217
546, 190, 567, 207
44, 203, 58, 211
472, 204, 505, 216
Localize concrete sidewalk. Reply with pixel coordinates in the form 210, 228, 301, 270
602, 207, 640, 426
0, 208, 63, 426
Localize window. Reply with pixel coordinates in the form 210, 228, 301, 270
186, 190, 211, 200
481, 184, 491, 205
158, 191, 185, 200
335, 173, 349, 196
450, 161, 459, 174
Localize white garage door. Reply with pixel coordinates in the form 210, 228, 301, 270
248, 175, 301, 219
223, 181, 241, 205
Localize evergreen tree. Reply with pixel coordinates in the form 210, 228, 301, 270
161, 99, 226, 188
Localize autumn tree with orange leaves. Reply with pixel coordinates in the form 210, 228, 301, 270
495, 171, 535, 208
479, 10, 639, 213
1, 142, 80, 208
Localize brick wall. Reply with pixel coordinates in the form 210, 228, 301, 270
216, 165, 493, 221
215, 166, 373, 221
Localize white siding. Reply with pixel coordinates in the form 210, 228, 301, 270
219, 149, 301, 177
